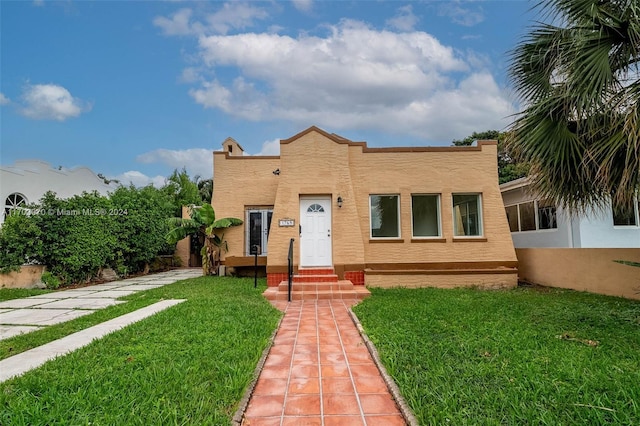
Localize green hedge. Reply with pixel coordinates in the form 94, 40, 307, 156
0, 186, 175, 285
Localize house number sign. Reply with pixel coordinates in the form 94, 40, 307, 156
279, 218, 295, 227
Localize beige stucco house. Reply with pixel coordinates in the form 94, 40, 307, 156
212, 126, 517, 295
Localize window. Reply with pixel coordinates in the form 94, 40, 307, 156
411, 194, 440, 237
246, 208, 273, 255
504, 199, 558, 232
519, 202, 536, 231
505, 205, 519, 232
453, 194, 482, 236
612, 199, 639, 226
537, 199, 557, 230
4, 193, 27, 219
307, 204, 324, 213
370, 195, 400, 238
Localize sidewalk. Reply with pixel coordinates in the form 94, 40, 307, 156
0, 269, 201, 340
241, 300, 408, 425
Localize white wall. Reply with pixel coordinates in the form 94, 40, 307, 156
1, 160, 117, 225
500, 180, 640, 249
578, 205, 640, 248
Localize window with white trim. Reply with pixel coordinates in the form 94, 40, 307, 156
453, 194, 483, 237
505, 199, 558, 232
4, 193, 28, 219
370, 195, 400, 238
411, 194, 440, 237
246, 208, 273, 255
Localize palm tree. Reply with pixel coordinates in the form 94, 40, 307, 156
166, 204, 242, 275
507, 0, 640, 215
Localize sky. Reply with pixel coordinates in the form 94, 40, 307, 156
1, 0, 535, 187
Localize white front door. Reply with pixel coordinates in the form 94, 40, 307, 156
300, 197, 332, 267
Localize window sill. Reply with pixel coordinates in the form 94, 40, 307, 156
369, 238, 405, 243
452, 237, 487, 242
411, 238, 447, 243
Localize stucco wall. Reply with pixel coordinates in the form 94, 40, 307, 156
348, 142, 516, 266
578, 208, 640, 248
0, 265, 45, 288
212, 147, 280, 260
516, 248, 640, 300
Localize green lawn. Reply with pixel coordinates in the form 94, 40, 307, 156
0, 288, 51, 301
0, 277, 281, 425
353, 286, 640, 425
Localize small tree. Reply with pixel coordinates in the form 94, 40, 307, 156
166, 204, 242, 275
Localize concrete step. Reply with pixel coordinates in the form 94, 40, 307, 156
292, 274, 339, 283
297, 268, 335, 275
263, 280, 370, 301
278, 281, 358, 292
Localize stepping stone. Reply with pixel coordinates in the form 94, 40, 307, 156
34, 298, 124, 310
0, 298, 52, 309
0, 325, 43, 340
77, 290, 136, 298
0, 308, 93, 326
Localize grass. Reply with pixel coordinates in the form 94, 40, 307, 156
353, 286, 640, 425
0, 276, 281, 425
0, 288, 51, 301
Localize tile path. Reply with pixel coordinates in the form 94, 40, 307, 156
243, 300, 407, 425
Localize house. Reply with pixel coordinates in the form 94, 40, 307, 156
212, 126, 518, 298
1, 160, 116, 226
500, 177, 640, 248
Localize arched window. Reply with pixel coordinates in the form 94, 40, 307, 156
4, 193, 28, 218
307, 203, 325, 213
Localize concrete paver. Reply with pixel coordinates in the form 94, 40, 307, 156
34, 298, 125, 310
0, 269, 202, 339
0, 298, 51, 308
76, 290, 137, 298
0, 308, 93, 326
118, 284, 165, 291
30, 290, 101, 299
0, 325, 43, 339
0, 299, 187, 383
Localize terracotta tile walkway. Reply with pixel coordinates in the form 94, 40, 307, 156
243, 300, 406, 425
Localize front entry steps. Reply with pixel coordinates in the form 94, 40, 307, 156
263, 268, 370, 301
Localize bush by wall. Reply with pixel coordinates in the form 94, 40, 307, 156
0, 186, 176, 286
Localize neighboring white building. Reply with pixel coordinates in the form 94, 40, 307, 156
500, 177, 640, 248
1, 159, 117, 225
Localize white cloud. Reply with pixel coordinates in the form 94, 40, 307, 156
136, 148, 212, 179
258, 138, 280, 155
153, 8, 195, 36
185, 19, 513, 140
206, 2, 268, 34
438, 3, 484, 27
112, 171, 166, 188
292, 0, 313, 13
179, 67, 202, 83
386, 5, 418, 32
153, 3, 268, 36
0, 93, 9, 105
20, 84, 91, 121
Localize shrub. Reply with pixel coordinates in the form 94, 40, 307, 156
40, 271, 61, 290
0, 209, 43, 274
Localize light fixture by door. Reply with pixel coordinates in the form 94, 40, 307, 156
337, 196, 343, 208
